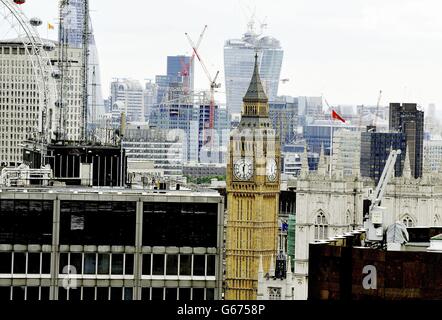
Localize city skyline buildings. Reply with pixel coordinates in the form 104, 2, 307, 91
18, 0, 442, 111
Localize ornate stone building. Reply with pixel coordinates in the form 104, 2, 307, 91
292, 146, 442, 300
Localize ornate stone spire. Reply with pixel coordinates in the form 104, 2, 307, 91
352, 150, 360, 179
333, 147, 344, 180
403, 148, 412, 180
438, 159, 442, 176
269, 254, 275, 277
242, 53, 268, 104
258, 255, 264, 277
317, 144, 327, 176
300, 142, 309, 178
423, 153, 432, 175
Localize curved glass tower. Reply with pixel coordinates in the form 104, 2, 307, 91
224, 24, 284, 115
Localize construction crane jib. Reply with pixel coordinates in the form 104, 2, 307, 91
364, 149, 402, 242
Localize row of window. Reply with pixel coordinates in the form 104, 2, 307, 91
0, 252, 216, 277
0, 286, 215, 301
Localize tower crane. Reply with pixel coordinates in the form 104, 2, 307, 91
185, 27, 221, 134
179, 25, 207, 95
373, 90, 382, 129
364, 149, 402, 243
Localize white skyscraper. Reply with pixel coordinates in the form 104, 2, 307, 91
0, 39, 82, 165
110, 79, 145, 123
224, 21, 284, 115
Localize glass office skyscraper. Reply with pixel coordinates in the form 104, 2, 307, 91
224, 25, 284, 115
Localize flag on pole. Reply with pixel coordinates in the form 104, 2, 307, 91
332, 109, 346, 123
48, 23, 54, 30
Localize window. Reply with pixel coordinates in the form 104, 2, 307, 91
402, 215, 414, 228
192, 288, 205, 300
125, 254, 134, 274
97, 287, 109, 301
142, 254, 151, 275
27, 253, 40, 274
166, 255, 178, 275
152, 255, 164, 276
0, 252, 12, 273
193, 255, 205, 276
110, 287, 122, 300
84, 253, 96, 274
165, 288, 177, 301
13, 252, 26, 274
151, 288, 164, 300
314, 212, 328, 240
124, 288, 133, 300
268, 287, 282, 300
141, 287, 150, 300
82, 287, 95, 300
206, 288, 215, 300
111, 255, 124, 275
178, 288, 191, 301
206, 255, 216, 276
97, 254, 110, 274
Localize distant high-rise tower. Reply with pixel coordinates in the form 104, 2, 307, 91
60, 0, 105, 123
156, 55, 194, 104
224, 21, 283, 115
389, 103, 424, 179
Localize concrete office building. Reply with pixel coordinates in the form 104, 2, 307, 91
0, 188, 224, 300
269, 97, 298, 146
123, 125, 184, 177
0, 39, 83, 166
303, 120, 358, 155
224, 23, 283, 115
389, 103, 424, 179
110, 79, 145, 123
198, 104, 229, 164
149, 103, 199, 163
332, 129, 361, 177
143, 80, 157, 122
424, 138, 442, 172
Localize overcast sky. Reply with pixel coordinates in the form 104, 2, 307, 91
12, 0, 442, 109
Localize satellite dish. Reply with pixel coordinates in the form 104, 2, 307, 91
386, 221, 409, 244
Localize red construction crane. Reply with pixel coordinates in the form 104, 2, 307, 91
185, 27, 221, 133
179, 25, 207, 95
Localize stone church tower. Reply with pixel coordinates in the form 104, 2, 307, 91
225, 54, 281, 300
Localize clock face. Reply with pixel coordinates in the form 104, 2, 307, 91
266, 158, 277, 182
233, 158, 254, 180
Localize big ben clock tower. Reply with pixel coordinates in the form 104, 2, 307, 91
225, 54, 281, 300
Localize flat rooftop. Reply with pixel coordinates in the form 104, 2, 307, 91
0, 186, 222, 199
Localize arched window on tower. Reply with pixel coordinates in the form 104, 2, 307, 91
314, 212, 328, 240
402, 215, 415, 228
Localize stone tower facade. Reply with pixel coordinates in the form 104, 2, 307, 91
225, 54, 281, 300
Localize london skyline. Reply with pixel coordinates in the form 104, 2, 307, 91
17, 0, 442, 109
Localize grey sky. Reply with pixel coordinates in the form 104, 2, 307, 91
13, 0, 442, 109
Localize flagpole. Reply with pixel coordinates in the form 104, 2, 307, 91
330, 114, 333, 179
